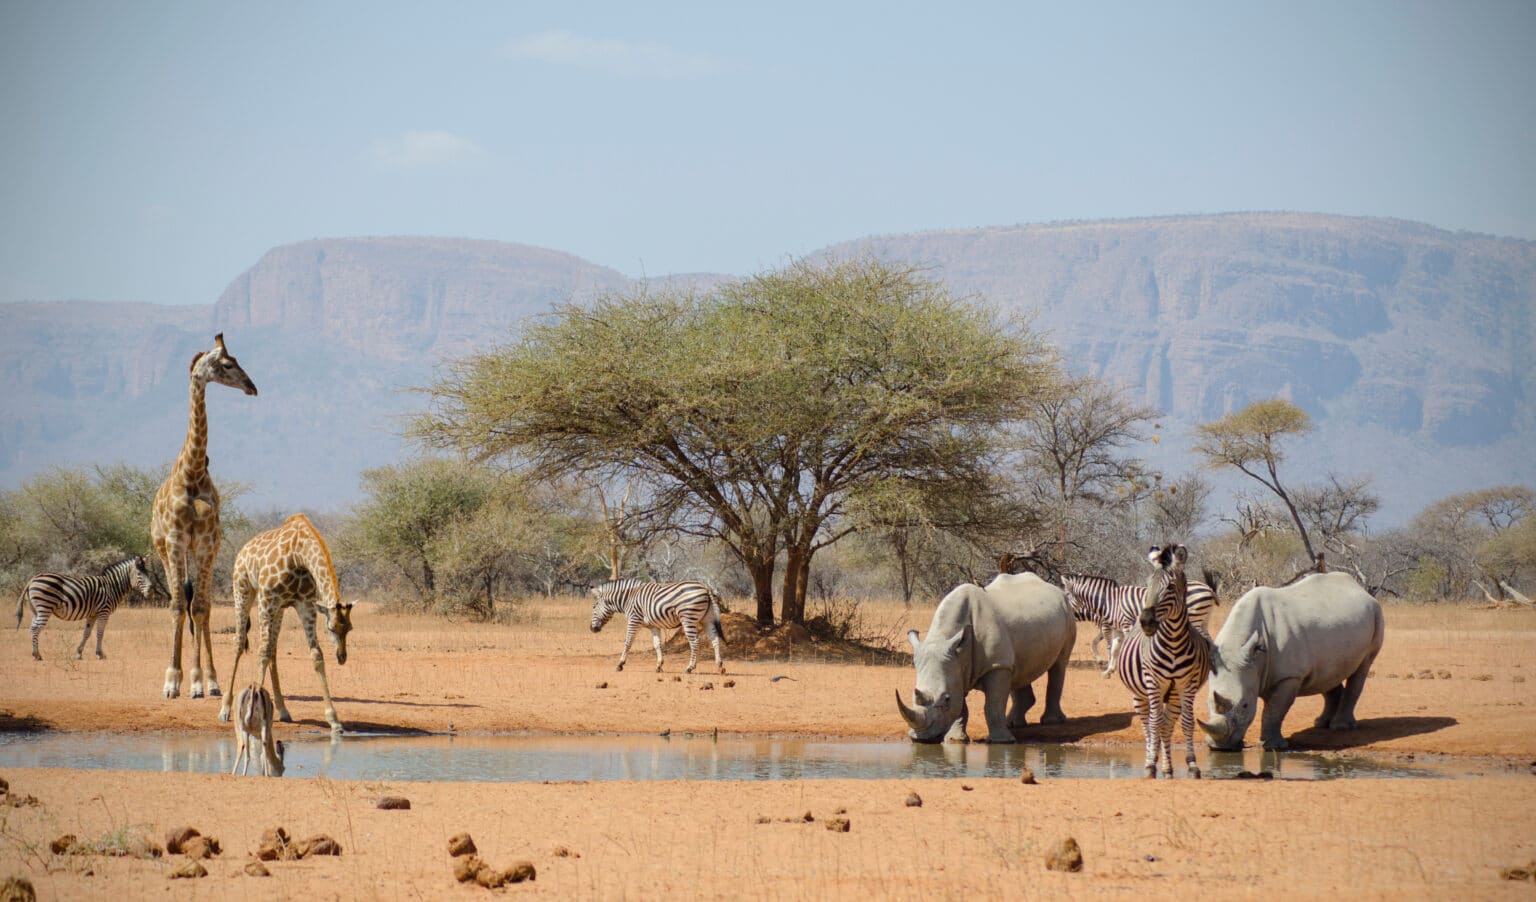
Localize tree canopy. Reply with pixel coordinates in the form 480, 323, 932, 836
413, 257, 1061, 624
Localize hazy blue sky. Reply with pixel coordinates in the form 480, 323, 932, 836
3, 1, 1532, 305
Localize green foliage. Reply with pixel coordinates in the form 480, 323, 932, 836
414, 257, 1061, 623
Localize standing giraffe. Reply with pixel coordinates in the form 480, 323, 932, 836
218, 514, 354, 733
151, 333, 258, 698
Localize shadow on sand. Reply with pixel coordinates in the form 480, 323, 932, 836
0, 711, 51, 732
1287, 715, 1458, 750
1022, 711, 1134, 743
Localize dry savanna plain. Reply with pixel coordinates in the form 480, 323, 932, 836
1, 593, 1534, 900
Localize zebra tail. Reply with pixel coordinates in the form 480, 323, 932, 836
708, 591, 725, 643
14, 587, 28, 629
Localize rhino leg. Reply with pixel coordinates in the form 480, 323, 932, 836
979, 671, 1017, 743
1315, 685, 1344, 730
1008, 684, 1035, 730
1260, 678, 1301, 750
945, 700, 971, 743
1331, 657, 1373, 730
1040, 637, 1071, 724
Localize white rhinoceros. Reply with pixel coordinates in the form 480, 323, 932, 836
1199, 571, 1385, 751
896, 571, 1075, 743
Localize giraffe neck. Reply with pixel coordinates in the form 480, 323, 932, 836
292, 525, 342, 609
173, 376, 210, 483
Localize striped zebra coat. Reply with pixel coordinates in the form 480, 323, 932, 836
16, 556, 154, 661
1064, 569, 1220, 676
591, 579, 726, 674
1113, 544, 1211, 779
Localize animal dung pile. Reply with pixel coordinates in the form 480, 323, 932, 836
1, 876, 35, 902
447, 832, 536, 889
164, 826, 221, 859
824, 817, 851, 833
1019, 767, 1038, 785
1501, 861, 1536, 881
255, 826, 342, 861
551, 845, 580, 858
377, 796, 412, 810
1044, 837, 1083, 873
904, 792, 923, 807
244, 860, 271, 877
168, 859, 207, 880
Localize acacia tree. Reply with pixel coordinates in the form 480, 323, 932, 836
1193, 399, 1322, 563
412, 257, 1059, 625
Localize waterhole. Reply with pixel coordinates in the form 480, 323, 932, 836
0, 731, 1508, 781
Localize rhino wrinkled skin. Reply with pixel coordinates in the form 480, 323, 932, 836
1200, 572, 1385, 751
897, 572, 1075, 743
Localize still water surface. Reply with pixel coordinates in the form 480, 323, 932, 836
0, 731, 1503, 782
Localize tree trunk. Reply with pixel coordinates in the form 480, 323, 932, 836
780, 544, 814, 624
747, 557, 776, 627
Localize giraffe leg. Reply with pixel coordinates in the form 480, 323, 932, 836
94, 613, 109, 659
258, 605, 291, 723
162, 553, 187, 697
76, 617, 95, 659
299, 603, 342, 733
219, 581, 255, 723
651, 627, 664, 673
193, 556, 220, 698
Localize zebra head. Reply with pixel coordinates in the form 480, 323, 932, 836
325, 602, 354, 665
590, 586, 621, 633
191, 333, 259, 396
1140, 544, 1187, 636
127, 556, 154, 600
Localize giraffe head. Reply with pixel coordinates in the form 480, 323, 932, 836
325, 602, 354, 665
191, 333, 259, 396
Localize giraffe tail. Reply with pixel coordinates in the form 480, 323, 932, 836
184, 578, 196, 640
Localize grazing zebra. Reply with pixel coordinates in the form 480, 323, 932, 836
15, 556, 154, 661
1064, 567, 1220, 676
590, 579, 726, 674
1113, 544, 1211, 779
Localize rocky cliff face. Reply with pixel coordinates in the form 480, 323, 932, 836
1, 215, 1531, 520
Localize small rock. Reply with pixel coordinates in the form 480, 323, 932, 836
1404, 672, 1415, 680
825, 817, 851, 833
701, 682, 714, 690
49, 835, 76, 855
1143, 854, 1159, 863
754, 816, 772, 824
296, 835, 341, 858
672, 676, 682, 682
182, 835, 221, 859
1514, 675, 1526, 683
447, 832, 477, 857
1417, 669, 1434, 680
1471, 673, 1493, 681
164, 826, 200, 855
1044, 836, 1083, 873
505, 860, 537, 883
1200, 810, 1221, 818
0, 876, 34, 902
904, 792, 922, 807
595, 681, 608, 689
1437, 670, 1452, 680
961, 785, 973, 791
551, 845, 580, 858
243, 859, 271, 877
1499, 862, 1535, 881
168, 859, 207, 879
377, 796, 411, 810
723, 680, 736, 688
1020, 767, 1037, 785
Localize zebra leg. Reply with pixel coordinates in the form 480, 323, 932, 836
681, 622, 700, 674
1141, 694, 1159, 778
650, 627, 664, 673
76, 617, 96, 659
93, 613, 109, 659
617, 620, 636, 671
29, 611, 47, 661
1088, 626, 1105, 666
1103, 629, 1121, 678
1180, 687, 1202, 779
1159, 697, 1177, 777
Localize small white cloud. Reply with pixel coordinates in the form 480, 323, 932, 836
370, 130, 486, 170
504, 29, 725, 79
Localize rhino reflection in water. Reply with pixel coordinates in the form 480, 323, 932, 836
1199, 572, 1385, 751
896, 572, 1075, 743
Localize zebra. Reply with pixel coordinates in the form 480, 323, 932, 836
1064, 565, 1220, 677
1113, 544, 1211, 779
590, 578, 726, 674
15, 556, 154, 661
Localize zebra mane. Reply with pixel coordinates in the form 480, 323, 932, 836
594, 578, 643, 597
101, 556, 143, 577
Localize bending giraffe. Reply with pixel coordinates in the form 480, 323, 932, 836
151, 333, 258, 698
219, 514, 354, 733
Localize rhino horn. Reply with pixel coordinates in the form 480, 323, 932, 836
1196, 717, 1228, 741
896, 689, 928, 730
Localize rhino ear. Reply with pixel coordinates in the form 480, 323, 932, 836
1241, 632, 1265, 663
907, 630, 921, 653
944, 627, 970, 658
